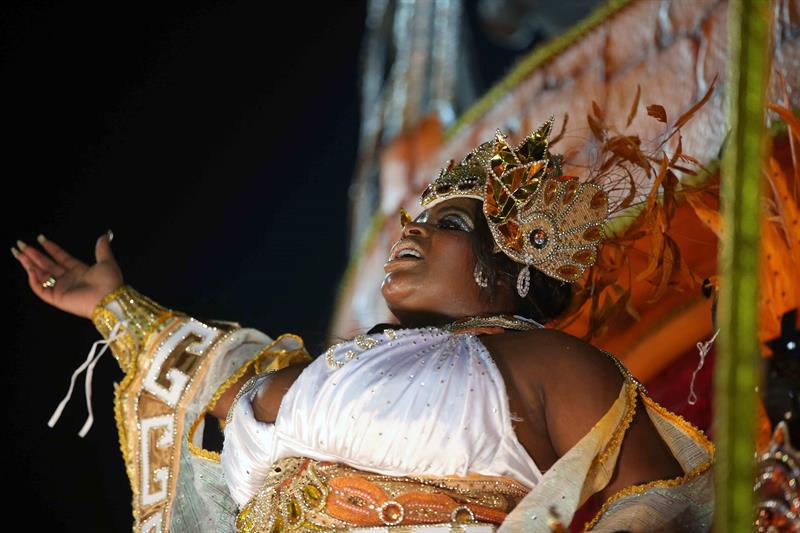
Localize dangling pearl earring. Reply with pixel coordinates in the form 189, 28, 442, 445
517, 265, 531, 298
473, 263, 489, 288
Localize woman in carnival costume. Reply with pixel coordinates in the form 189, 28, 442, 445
13, 117, 714, 532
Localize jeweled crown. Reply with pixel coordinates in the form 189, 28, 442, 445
418, 119, 609, 285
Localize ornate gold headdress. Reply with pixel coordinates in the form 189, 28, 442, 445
418, 119, 609, 297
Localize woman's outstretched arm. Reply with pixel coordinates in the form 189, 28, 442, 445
12, 232, 308, 423
14, 232, 311, 530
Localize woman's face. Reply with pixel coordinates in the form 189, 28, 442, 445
381, 197, 514, 326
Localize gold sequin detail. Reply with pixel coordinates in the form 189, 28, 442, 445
90, 284, 179, 374
93, 285, 178, 494
594, 382, 638, 468
113, 377, 135, 487
443, 315, 541, 333
325, 331, 396, 369
354, 335, 380, 350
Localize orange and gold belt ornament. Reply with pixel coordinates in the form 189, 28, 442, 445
236, 457, 530, 532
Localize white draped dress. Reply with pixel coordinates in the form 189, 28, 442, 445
221, 326, 542, 509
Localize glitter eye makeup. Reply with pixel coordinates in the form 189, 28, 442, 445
438, 213, 473, 232
411, 204, 475, 232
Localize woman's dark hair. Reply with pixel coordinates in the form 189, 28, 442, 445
470, 207, 572, 324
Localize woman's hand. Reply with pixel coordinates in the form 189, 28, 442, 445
12, 231, 124, 319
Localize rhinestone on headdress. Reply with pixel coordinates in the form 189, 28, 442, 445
419, 119, 610, 284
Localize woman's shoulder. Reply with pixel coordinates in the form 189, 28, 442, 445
480, 328, 623, 388
482, 328, 630, 459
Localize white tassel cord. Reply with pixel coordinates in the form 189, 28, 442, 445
48, 320, 128, 437
688, 329, 720, 406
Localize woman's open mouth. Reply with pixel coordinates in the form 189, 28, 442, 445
384, 245, 425, 271
392, 248, 423, 260
387, 241, 425, 263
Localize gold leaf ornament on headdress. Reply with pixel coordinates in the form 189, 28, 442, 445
420, 119, 610, 294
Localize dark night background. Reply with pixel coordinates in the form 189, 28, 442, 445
5, 2, 366, 530
3, 1, 543, 530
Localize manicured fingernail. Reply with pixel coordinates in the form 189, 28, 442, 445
37, 234, 47, 244
106, 229, 114, 242
16, 239, 28, 251
11, 246, 20, 259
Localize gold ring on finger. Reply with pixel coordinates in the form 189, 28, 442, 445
41, 276, 57, 289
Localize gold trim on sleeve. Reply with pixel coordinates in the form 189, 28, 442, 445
594, 382, 638, 469
584, 391, 715, 530
187, 333, 312, 463
90, 284, 180, 373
